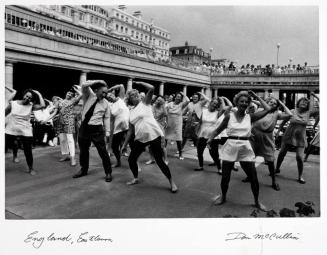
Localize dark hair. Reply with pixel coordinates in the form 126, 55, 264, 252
296, 97, 310, 111
91, 80, 108, 90
22, 89, 36, 102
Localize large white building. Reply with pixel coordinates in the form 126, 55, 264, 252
21, 5, 171, 60
108, 5, 171, 60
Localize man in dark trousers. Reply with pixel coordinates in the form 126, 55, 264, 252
73, 80, 113, 182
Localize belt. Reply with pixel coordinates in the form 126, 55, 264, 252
228, 136, 249, 140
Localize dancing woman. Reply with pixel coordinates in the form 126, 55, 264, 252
165, 92, 190, 159
121, 81, 178, 193
182, 92, 209, 148
195, 97, 226, 173
275, 92, 319, 184
44, 86, 82, 166
207, 91, 271, 210
249, 97, 293, 191
107, 84, 129, 167
5, 89, 45, 175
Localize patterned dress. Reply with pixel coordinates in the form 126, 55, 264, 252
58, 99, 77, 134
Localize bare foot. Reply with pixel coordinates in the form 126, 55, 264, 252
213, 194, 226, 205
170, 181, 178, 193
126, 179, 139, 185
255, 202, 267, 212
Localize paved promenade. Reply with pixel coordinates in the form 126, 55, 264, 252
5, 143, 320, 219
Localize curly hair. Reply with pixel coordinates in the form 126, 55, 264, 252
126, 89, 139, 106
296, 97, 310, 111
265, 96, 280, 111
233, 91, 252, 106
22, 89, 36, 103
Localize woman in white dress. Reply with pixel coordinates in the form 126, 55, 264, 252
208, 91, 271, 211
5, 89, 45, 175
165, 92, 190, 159
107, 84, 129, 167
121, 81, 178, 193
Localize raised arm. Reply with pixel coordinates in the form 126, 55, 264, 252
6, 86, 17, 103
72, 85, 83, 105
133, 81, 154, 105
248, 90, 271, 122
32, 90, 46, 111
180, 92, 190, 108
109, 84, 125, 99
81, 80, 98, 101
197, 92, 210, 106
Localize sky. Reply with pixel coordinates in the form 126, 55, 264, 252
106, 5, 319, 66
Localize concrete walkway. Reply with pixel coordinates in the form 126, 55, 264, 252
5, 143, 320, 218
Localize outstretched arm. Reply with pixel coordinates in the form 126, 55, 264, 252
133, 81, 154, 105
277, 99, 293, 120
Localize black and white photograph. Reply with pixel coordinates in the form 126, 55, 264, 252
1, 1, 326, 254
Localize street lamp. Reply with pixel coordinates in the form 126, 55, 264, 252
276, 43, 280, 66
209, 48, 213, 76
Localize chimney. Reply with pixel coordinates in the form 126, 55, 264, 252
118, 5, 127, 11
133, 11, 142, 19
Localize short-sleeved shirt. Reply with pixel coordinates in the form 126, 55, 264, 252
130, 102, 163, 143
82, 93, 110, 132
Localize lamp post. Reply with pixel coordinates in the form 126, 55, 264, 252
276, 43, 280, 66
209, 48, 213, 76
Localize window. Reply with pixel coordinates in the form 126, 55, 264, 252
141, 24, 143, 29
126, 17, 128, 22
79, 13, 84, 21
121, 15, 124, 19
145, 35, 148, 41
131, 30, 134, 37
120, 26, 123, 32
176, 49, 179, 54
116, 24, 119, 30
116, 13, 119, 17
125, 28, 128, 33
141, 34, 143, 40
61, 6, 66, 14
184, 49, 188, 54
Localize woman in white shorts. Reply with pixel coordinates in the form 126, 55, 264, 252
208, 91, 271, 211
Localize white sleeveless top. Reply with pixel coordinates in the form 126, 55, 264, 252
198, 109, 219, 139
226, 112, 251, 137
130, 102, 164, 143
5, 101, 33, 137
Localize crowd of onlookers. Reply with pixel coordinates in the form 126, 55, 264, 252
210, 62, 318, 75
